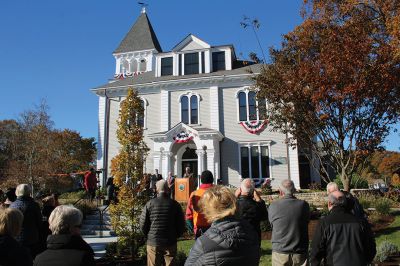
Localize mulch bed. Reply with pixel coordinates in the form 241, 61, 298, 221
370, 215, 395, 232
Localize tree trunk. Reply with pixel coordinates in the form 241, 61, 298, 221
342, 176, 350, 192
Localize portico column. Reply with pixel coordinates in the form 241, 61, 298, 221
196, 149, 205, 177
206, 149, 215, 179
153, 151, 161, 174
161, 152, 172, 179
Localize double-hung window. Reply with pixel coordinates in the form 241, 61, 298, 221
239, 144, 271, 181
161, 57, 173, 76
184, 53, 199, 75
212, 51, 226, 72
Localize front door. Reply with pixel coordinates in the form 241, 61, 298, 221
181, 147, 198, 178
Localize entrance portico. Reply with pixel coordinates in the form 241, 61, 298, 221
148, 123, 223, 181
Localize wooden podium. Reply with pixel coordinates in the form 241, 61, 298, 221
175, 178, 195, 202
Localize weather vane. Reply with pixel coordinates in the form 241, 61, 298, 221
138, 1, 148, 13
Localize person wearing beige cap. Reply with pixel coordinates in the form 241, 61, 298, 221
139, 179, 185, 266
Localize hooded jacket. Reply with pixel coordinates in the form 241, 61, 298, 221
184, 217, 260, 266
34, 234, 95, 266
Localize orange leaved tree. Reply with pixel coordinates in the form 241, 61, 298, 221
109, 88, 150, 257
255, 0, 400, 191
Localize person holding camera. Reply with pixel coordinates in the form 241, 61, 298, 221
235, 178, 268, 245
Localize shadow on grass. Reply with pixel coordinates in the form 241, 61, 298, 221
375, 226, 400, 238
261, 247, 272, 257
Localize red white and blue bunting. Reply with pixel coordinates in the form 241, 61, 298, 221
114, 71, 143, 80
173, 131, 193, 143
240, 120, 267, 134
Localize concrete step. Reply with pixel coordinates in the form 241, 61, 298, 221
81, 224, 112, 231
81, 229, 114, 237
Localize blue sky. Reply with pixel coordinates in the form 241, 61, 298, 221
0, 0, 398, 151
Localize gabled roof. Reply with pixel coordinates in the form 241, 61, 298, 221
148, 122, 224, 142
113, 11, 162, 54
172, 34, 210, 52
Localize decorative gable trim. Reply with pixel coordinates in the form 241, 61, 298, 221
172, 34, 210, 52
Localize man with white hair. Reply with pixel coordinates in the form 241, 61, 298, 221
34, 205, 95, 266
268, 179, 310, 266
310, 191, 376, 265
140, 179, 185, 266
236, 178, 268, 244
326, 182, 366, 220
9, 184, 43, 258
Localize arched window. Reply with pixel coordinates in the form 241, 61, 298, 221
121, 59, 129, 73
190, 95, 198, 124
181, 96, 189, 124
137, 100, 145, 127
139, 59, 147, 72
180, 93, 200, 125
130, 59, 138, 73
237, 89, 266, 121
238, 92, 247, 121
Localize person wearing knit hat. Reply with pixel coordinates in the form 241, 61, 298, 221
185, 170, 214, 239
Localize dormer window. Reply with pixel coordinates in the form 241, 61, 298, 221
184, 53, 199, 75
212, 51, 226, 71
161, 57, 173, 76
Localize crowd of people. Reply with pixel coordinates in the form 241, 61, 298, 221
0, 169, 377, 266
0, 183, 95, 266
140, 171, 376, 266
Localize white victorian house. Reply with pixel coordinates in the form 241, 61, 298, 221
92, 9, 319, 189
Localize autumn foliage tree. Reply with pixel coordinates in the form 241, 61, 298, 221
255, 0, 400, 191
0, 101, 96, 193
109, 88, 149, 257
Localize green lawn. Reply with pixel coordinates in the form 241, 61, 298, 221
375, 210, 400, 247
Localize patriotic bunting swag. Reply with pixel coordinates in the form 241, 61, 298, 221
173, 131, 193, 143
114, 71, 143, 80
240, 120, 267, 134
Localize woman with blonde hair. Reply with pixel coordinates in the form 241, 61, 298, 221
0, 207, 32, 266
185, 186, 260, 266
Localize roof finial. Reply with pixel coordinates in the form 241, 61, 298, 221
138, 2, 148, 14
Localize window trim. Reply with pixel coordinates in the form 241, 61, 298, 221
178, 92, 201, 125
235, 88, 267, 122
160, 56, 173, 76
138, 97, 148, 129
237, 141, 272, 184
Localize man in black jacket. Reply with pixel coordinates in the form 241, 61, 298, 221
140, 179, 185, 266
236, 178, 268, 244
310, 190, 376, 266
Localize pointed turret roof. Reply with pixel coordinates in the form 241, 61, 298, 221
114, 9, 162, 54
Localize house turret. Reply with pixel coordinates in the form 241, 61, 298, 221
113, 8, 161, 75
